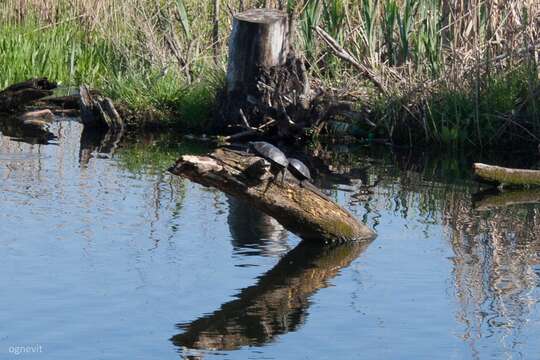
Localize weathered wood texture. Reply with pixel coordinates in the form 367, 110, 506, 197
219, 8, 315, 138
474, 163, 540, 186
79, 85, 123, 130
226, 8, 289, 95
19, 109, 54, 122
169, 148, 375, 242
0, 78, 56, 112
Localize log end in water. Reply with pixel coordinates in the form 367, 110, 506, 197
474, 163, 540, 186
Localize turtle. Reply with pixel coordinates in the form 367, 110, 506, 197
288, 158, 312, 183
248, 141, 288, 182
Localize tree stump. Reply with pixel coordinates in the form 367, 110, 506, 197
169, 148, 375, 242
79, 85, 123, 131
226, 8, 289, 96
220, 9, 312, 138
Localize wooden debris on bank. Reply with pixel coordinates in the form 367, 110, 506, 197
19, 109, 54, 123
38, 95, 80, 110
79, 85, 123, 130
474, 163, 540, 187
169, 148, 375, 242
0, 78, 57, 112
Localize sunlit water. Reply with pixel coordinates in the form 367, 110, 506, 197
1, 118, 539, 359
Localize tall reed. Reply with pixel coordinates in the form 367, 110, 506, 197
0, 0, 538, 146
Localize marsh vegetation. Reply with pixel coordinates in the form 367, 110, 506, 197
1, 0, 538, 147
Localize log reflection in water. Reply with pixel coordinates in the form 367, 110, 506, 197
79, 125, 124, 166
0, 115, 56, 144
473, 188, 540, 211
171, 239, 372, 352
227, 197, 290, 256
297, 143, 540, 355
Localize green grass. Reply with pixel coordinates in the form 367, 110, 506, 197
0, 0, 538, 148
373, 66, 540, 147
0, 21, 114, 88
0, 16, 220, 131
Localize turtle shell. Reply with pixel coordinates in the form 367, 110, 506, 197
288, 158, 311, 181
249, 142, 289, 168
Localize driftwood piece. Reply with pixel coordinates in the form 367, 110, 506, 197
474, 163, 540, 186
169, 148, 375, 242
171, 240, 372, 351
0, 78, 57, 112
38, 95, 80, 109
19, 109, 54, 123
79, 85, 123, 130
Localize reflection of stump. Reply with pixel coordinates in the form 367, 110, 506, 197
79, 125, 124, 166
221, 9, 311, 137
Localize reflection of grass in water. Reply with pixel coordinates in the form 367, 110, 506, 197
313, 143, 475, 223
115, 137, 211, 175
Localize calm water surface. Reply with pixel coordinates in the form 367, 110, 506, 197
1, 118, 539, 359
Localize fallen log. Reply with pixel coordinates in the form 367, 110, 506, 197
169, 148, 375, 242
474, 163, 540, 186
38, 95, 80, 109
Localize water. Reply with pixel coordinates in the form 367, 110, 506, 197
1, 118, 540, 359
